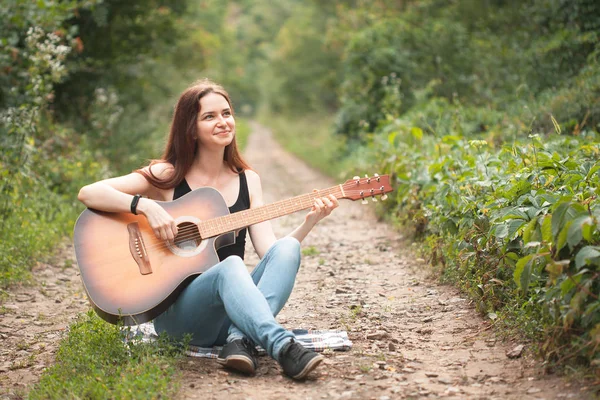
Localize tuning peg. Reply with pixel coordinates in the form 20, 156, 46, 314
353, 176, 360, 180
374, 173, 380, 182
361, 198, 368, 205
371, 196, 377, 202
381, 194, 388, 201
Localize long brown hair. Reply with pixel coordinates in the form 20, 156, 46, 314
136, 79, 251, 189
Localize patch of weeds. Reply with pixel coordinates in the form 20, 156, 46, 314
63, 259, 73, 270
29, 311, 185, 400
338, 316, 351, 332
318, 258, 325, 266
349, 305, 363, 320
301, 246, 319, 257
359, 364, 371, 373
16, 341, 30, 351
0, 306, 13, 315
363, 258, 374, 265
10, 356, 35, 370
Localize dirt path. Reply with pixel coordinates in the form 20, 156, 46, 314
0, 245, 87, 398
176, 123, 590, 399
0, 122, 592, 399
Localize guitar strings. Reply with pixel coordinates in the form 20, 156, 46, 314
135, 188, 388, 254
78, 186, 390, 266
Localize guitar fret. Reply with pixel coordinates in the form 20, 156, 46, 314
200, 184, 349, 239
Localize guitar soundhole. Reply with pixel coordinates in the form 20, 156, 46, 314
174, 222, 202, 250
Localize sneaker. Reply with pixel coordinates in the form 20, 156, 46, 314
217, 338, 258, 374
278, 339, 324, 380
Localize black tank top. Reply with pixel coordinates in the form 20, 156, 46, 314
173, 172, 250, 261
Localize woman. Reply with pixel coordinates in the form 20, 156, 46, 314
77, 79, 338, 380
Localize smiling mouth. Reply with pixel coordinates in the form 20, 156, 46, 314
214, 131, 231, 135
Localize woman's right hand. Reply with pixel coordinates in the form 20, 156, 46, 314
136, 198, 179, 241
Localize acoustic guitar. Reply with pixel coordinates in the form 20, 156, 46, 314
73, 174, 393, 325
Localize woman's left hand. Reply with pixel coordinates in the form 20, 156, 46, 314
305, 192, 339, 226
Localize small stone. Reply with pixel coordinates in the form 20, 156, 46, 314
367, 331, 389, 340
422, 316, 433, 323
388, 342, 396, 352
506, 344, 525, 359
425, 372, 439, 377
335, 287, 349, 294
15, 294, 32, 302
527, 388, 542, 394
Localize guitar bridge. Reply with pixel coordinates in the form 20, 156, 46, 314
127, 222, 152, 275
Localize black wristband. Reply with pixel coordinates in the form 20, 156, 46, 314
130, 194, 142, 215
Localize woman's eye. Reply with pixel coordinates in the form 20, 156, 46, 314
224, 111, 231, 117
204, 115, 213, 120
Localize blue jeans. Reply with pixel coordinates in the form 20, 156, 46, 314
154, 237, 300, 360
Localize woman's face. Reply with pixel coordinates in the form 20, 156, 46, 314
196, 92, 235, 148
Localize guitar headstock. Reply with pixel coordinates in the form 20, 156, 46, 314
341, 174, 393, 204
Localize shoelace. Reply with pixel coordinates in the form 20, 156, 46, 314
282, 339, 304, 359
241, 337, 259, 357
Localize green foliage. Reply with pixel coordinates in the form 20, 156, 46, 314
29, 311, 183, 399
333, 0, 600, 141
372, 115, 600, 368
0, 0, 200, 287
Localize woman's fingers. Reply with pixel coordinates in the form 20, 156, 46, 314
171, 221, 179, 239
307, 191, 339, 224
328, 194, 339, 208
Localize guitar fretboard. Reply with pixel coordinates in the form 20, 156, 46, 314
198, 186, 343, 238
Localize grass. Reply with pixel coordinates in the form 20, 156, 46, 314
235, 117, 251, 151
29, 311, 185, 399
302, 246, 320, 257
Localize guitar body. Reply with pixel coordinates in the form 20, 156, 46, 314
73, 187, 234, 325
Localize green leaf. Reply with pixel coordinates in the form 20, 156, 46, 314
522, 217, 538, 243
552, 201, 570, 238
387, 131, 397, 146
514, 254, 534, 294
560, 276, 576, 297
541, 215, 552, 244
507, 219, 527, 240
411, 127, 423, 140
575, 246, 600, 270
556, 221, 573, 252
567, 216, 593, 250
495, 223, 509, 239
582, 222, 594, 242
501, 207, 529, 220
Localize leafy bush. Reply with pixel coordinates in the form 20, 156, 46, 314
372, 113, 600, 368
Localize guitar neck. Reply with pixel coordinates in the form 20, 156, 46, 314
198, 185, 344, 238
